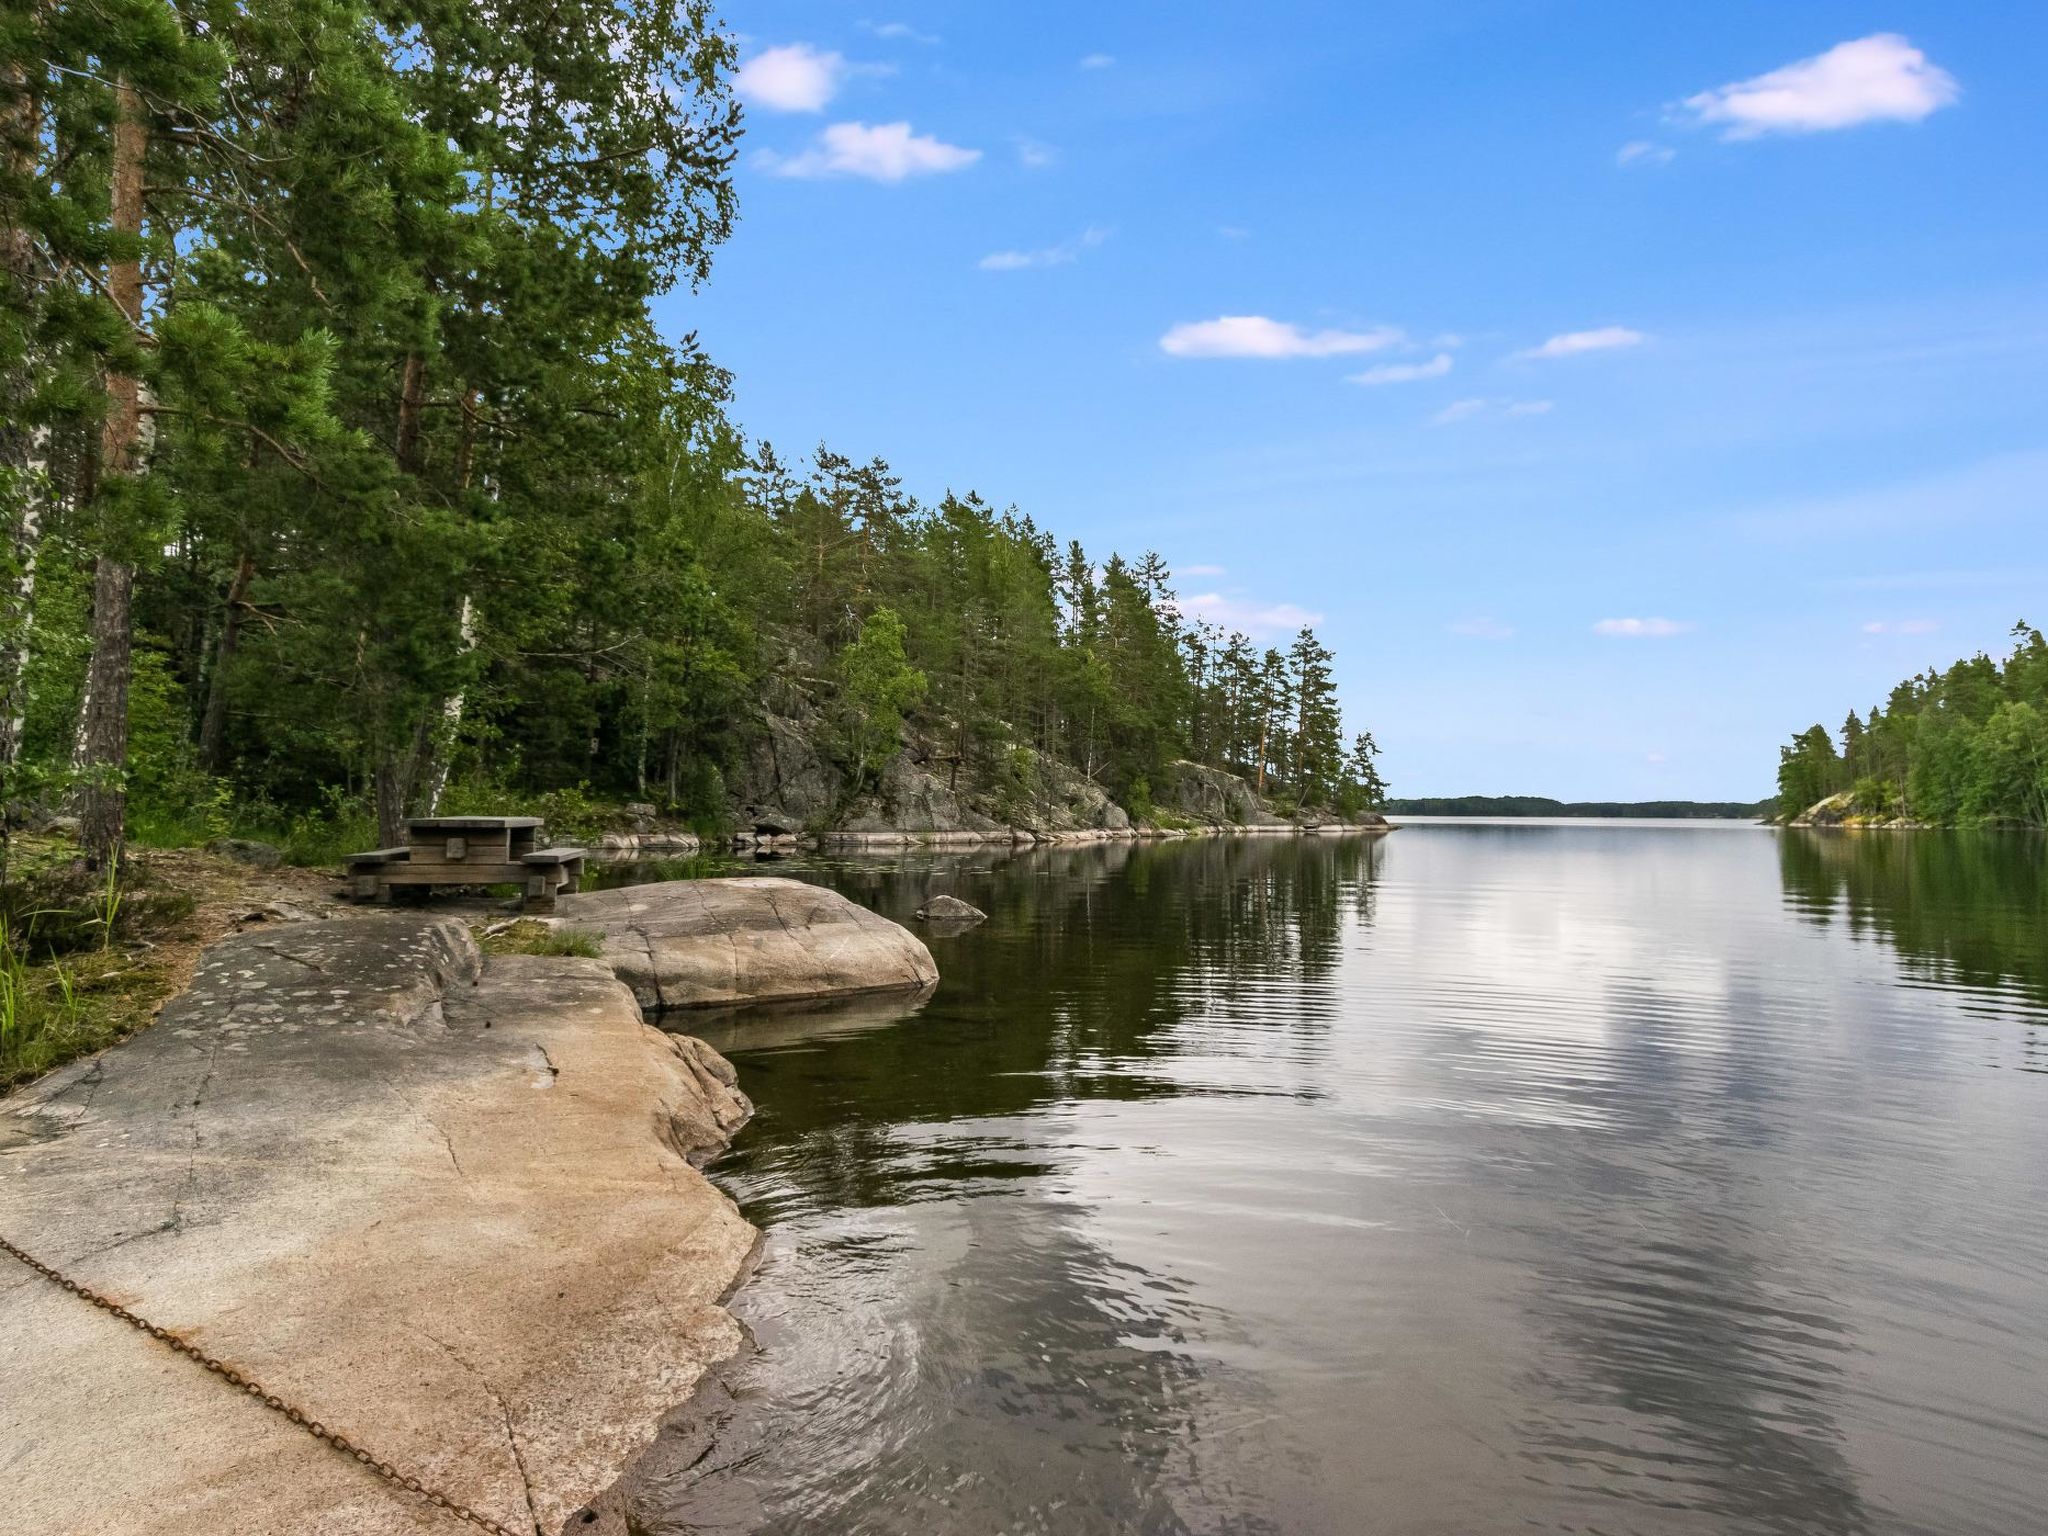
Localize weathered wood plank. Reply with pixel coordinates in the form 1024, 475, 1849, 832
376, 862, 530, 886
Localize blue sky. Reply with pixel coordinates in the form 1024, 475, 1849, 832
656, 3, 2048, 801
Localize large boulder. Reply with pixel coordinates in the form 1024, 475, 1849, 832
1794, 791, 1854, 827
555, 876, 938, 1011
205, 836, 284, 868
0, 915, 756, 1536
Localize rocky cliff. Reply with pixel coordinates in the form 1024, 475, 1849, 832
725, 699, 1373, 845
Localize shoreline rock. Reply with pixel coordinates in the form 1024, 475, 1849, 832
1787, 791, 1934, 830
0, 914, 758, 1535
554, 876, 938, 1012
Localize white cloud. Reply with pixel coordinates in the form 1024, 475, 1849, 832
1861, 619, 1940, 635
1160, 315, 1400, 360
1592, 617, 1693, 638
1448, 617, 1514, 640
1180, 563, 1227, 578
1014, 137, 1056, 169
1182, 591, 1323, 639
1617, 139, 1676, 168
1217, 225, 1250, 240
763, 121, 980, 181
979, 227, 1108, 271
864, 20, 938, 44
1517, 326, 1646, 360
735, 44, 845, 113
1680, 34, 1959, 139
1079, 53, 1115, 70
1430, 397, 1552, 426
1645, 750, 1667, 765
1348, 353, 1453, 387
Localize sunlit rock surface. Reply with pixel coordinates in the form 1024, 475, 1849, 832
556, 876, 938, 1011
0, 915, 755, 1535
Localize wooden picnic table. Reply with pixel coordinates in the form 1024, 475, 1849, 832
347, 815, 587, 911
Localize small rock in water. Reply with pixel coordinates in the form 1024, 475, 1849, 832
916, 894, 986, 925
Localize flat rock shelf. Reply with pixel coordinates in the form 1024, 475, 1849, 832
0, 915, 756, 1536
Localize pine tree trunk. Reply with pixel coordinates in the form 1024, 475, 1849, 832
396, 351, 425, 473
79, 77, 146, 870
197, 552, 254, 773
373, 750, 407, 848
373, 712, 434, 847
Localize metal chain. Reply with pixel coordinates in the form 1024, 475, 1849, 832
0, 1231, 534, 1536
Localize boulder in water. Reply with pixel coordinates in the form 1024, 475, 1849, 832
555, 876, 937, 1010
916, 894, 987, 925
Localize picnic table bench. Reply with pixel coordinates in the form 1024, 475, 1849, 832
346, 816, 587, 911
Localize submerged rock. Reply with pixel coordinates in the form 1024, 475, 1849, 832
555, 876, 937, 1011
916, 894, 987, 925
0, 914, 756, 1534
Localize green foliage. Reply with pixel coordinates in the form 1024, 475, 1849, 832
1125, 774, 1154, 820
0, 918, 90, 1089
1, 0, 1389, 870
0, 843, 223, 1088
836, 607, 926, 790
1777, 623, 2048, 825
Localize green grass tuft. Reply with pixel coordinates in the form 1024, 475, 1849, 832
478, 920, 605, 959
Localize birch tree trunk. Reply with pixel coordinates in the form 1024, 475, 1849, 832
0, 51, 45, 774
420, 592, 474, 814
78, 77, 146, 870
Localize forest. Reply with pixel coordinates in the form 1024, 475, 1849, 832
1776, 623, 2048, 825
0, 0, 1386, 876
1386, 796, 1770, 819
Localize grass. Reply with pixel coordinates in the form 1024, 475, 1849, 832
477, 919, 605, 959
129, 802, 376, 867
0, 837, 331, 1094
0, 844, 206, 1091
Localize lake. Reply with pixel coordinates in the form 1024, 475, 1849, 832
632, 823, 2048, 1535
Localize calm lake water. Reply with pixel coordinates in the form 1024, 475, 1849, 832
633, 823, 2048, 1536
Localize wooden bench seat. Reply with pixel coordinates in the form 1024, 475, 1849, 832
521, 847, 588, 913
522, 846, 588, 867
346, 847, 411, 900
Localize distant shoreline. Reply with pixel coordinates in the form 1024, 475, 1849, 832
1385, 796, 1771, 820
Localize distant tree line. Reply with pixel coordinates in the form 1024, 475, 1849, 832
0, 0, 1385, 868
1776, 623, 2048, 825
1385, 796, 1769, 819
